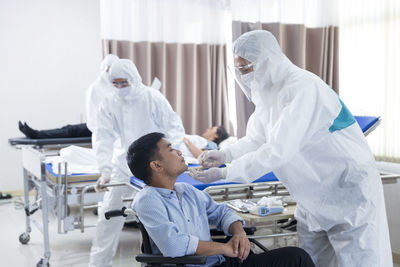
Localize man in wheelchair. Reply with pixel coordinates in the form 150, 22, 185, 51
127, 132, 315, 267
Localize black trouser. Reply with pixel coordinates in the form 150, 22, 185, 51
36, 123, 91, 138
220, 247, 315, 267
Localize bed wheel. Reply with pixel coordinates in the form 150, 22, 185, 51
19, 233, 30, 244
36, 258, 49, 267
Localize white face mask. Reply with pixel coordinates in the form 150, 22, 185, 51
240, 71, 255, 101
241, 71, 254, 86
116, 86, 132, 97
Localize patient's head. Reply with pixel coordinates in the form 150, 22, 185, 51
201, 126, 229, 145
127, 132, 188, 186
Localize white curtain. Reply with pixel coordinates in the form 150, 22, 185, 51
100, 0, 230, 44
339, 0, 400, 162
100, 0, 232, 135
231, 0, 338, 27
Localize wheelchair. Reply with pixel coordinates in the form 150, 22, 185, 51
105, 207, 269, 267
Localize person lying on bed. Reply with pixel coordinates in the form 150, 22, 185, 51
127, 132, 315, 267
18, 121, 91, 139
17, 55, 119, 139
182, 126, 229, 159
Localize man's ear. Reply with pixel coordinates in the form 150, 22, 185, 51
149, 160, 163, 173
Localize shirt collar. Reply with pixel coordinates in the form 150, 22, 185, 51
148, 184, 186, 199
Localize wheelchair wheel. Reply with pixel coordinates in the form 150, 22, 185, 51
36, 258, 49, 267
19, 233, 30, 244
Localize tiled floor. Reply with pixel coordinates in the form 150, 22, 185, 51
0, 197, 141, 267
1, 197, 398, 267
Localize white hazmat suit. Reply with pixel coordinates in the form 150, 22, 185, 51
89, 59, 185, 267
196, 30, 392, 267
86, 54, 119, 137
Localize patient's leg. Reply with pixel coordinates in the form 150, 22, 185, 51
222, 247, 315, 267
19, 122, 91, 139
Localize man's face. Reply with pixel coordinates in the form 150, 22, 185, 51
234, 56, 254, 75
112, 78, 130, 88
156, 138, 187, 177
202, 126, 218, 142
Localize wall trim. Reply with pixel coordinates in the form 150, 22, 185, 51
2, 189, 29, 197
393, 251, 400, 265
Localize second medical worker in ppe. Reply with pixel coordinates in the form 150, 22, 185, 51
85, 54, 119, 144
191, 30, 392, 267
89, 59, 185, 267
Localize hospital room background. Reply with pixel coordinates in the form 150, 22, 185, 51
0, 0, 399, 266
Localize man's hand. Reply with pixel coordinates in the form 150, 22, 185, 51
198, 150, 226, 168
230, 233, 250, 262
188, 167, 226, 183
95, 171, 111, 192
227, 220, 250, 262
222, 238, 239, 258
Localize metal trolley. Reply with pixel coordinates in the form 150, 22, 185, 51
16, 146, 104, 266
16, 145, 139, 267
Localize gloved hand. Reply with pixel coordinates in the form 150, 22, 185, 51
198, 150, 226, 168
188, 167, 226, 184
95, 171, 111, 192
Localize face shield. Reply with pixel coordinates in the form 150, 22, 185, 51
228, 60, 255, 102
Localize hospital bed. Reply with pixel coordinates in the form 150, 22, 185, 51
7, 115, 383, 266
130, 115, 382, 200
9, 136, 92, 149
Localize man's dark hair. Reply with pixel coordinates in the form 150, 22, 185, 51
215, 126, 229, 145
126, 132, 165, 185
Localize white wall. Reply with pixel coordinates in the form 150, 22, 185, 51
0, 0, 102, 191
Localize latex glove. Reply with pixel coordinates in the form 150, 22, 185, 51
198, 150, 226, 168
95, 171, 111, 192
188, 167, 226, 184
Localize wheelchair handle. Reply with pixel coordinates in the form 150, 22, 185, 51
105, 207, 128, 220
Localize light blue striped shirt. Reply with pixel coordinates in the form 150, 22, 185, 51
132, 182, 244, 266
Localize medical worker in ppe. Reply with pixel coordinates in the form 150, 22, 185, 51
191, 30, 392, 267
17, 55, 119, 140
89, 59, 185, 267
86, 54, 119, 144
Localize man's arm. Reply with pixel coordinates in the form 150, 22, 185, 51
151, 89, 185, 148
225, 86, 326, 183
198, 187, 250, 262
134, 189, 241, 259
196, 240, 237, 258
183, 137, 204, 158
94, 100, 116, 173
228, 220, 250, 262
222, 112, 265, 162
196, 221, 249, 261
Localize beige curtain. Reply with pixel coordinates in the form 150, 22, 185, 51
232, 21, 339, 137
103, 40, 230, 135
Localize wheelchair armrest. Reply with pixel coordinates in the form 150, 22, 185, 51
210, 226, 257, 236
248, 238, 268, 252
135, 253, 207, 265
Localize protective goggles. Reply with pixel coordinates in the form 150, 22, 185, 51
235, 63, 254, 75
112, 80, 130, 88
